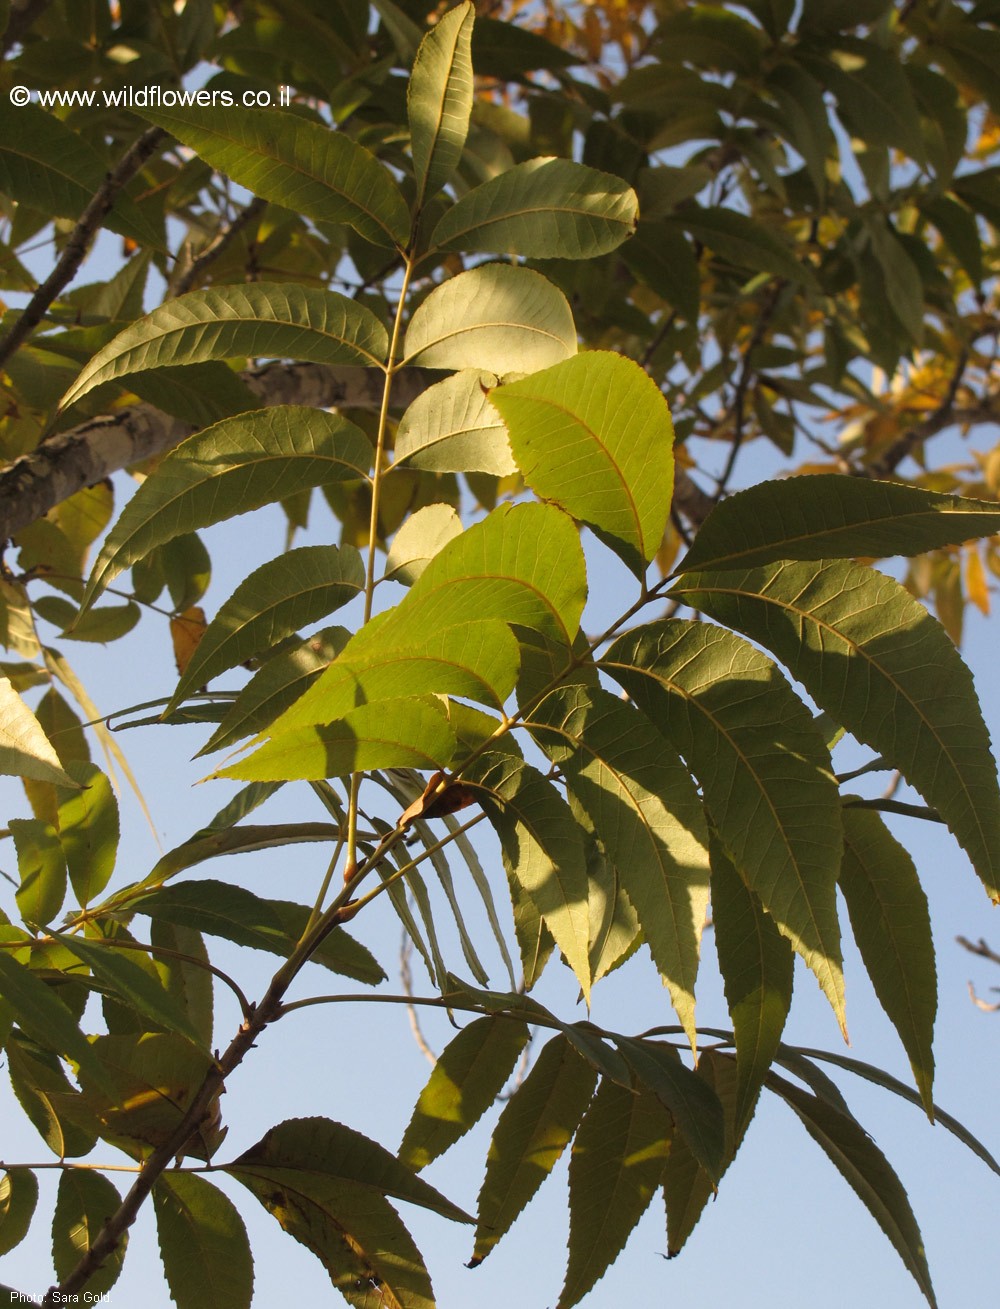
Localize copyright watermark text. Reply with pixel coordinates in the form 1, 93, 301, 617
9, 84, 291, 109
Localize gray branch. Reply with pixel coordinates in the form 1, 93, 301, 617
0, 360, 720, 541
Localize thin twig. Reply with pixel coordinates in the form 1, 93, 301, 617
401, 932, 438, 1066
0, 127, 165, 370
841, 797, 943, 822
170, 195, 268, 297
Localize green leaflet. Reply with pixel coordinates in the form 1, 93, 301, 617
266, 500, 584, 737
614, 1038, 726, 1183
53, 933, 208, 1051
661, 1050, 740, 1257
384, 504, 464, 585
839, 804, 936, 1115
394, 370, 516, 476
428, 157, 639, 259
464, 752, 592, 1001
676, 475, 1000, 574
402, 264, 577, 371
167, 545, 365, 713
0, 952, 117, 1097
140, 104, 409, 248
6, 1035, 97, 1158
135, 879, 385, 984
262, 621, 520, 739
472, 1034, 597, 1265
528, 685, 710, 1049
217, 695, 457, 781
491, 351, 674, 575
61, 285, 388, 411
53, 1171, 126, 1294
231, 1117, 473, 1224
668, 205, 818, 287
11, 818, 66, 928
710, 839, 793, 1137
559, 1077, 672, 1309
766, 1072, 937, 1307
399, 1017, 529, 1170
0, 1169, 38, 1257
801, 40, 926, 164
0, 102, 162, 249
151, 921, 214, 1053
200, 626, 351, 756
603, 620, 845, 1031
673, 560, 1000, 903
138, 823, 340, 891
56, 762, 119, 905
0, 676, 78, 788
408, 0, 475, 211
235, 1171, 432, 1309
153, 1173, 253, 1309
82, 408, 372, 610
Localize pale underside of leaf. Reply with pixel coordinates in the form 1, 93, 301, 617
61, 284, 388, 410
402, 264, 577, 372
83, 407, 373, 609
408, 1, 475, 210
394, 369, 516, 476
428, 156, 639, 259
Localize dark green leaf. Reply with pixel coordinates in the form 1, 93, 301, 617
678, 476, 1000, 574
82, 408, 372, 608
559, 1077, 672, 1309
603, 620, 845, 1028
400, 1017, 529, 1170
710, 838, 793, 1137
0, 1169, 38, 1257
472, 1034, 597, 1265
168, 545, 364, 712
153, 1172, 253, 1309
839, 805, 936, 1115
766, 1072, 937, 1306
11, 817, 67, 928
673, 560, 1000, 903
52, 1170, 126, 1294
57, 762, 119, 905
409, 0, 475, 210
62, 287, 388, 411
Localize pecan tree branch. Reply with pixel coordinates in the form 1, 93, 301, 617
0, 126, 166, 370
170, 195, 269, 298
0, 363, 435, 541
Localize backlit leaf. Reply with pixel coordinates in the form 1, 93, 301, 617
0, 1169, 38, 1257
472, 1035, 597, 1265
384, 504, 464, 584
464, 752, 592, 1000
0, 677, 77, 788
402, 264, 577, 372
394, 370, 516, 476
528, 685, 710, 1048
491, 351, 673, 574
154, 1172, 253, 1309
11, 817, 66, 928
429, 157, 639, 259
710, 838, 793, 1137
766, 1072, 937, 1306
56, 762, 119, 905
559, 1077, 672, 1309
218, 695, 458, 781
409, 0, 475, 210
400, 1017, 529, 1170
53, 1171, 126, 1294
